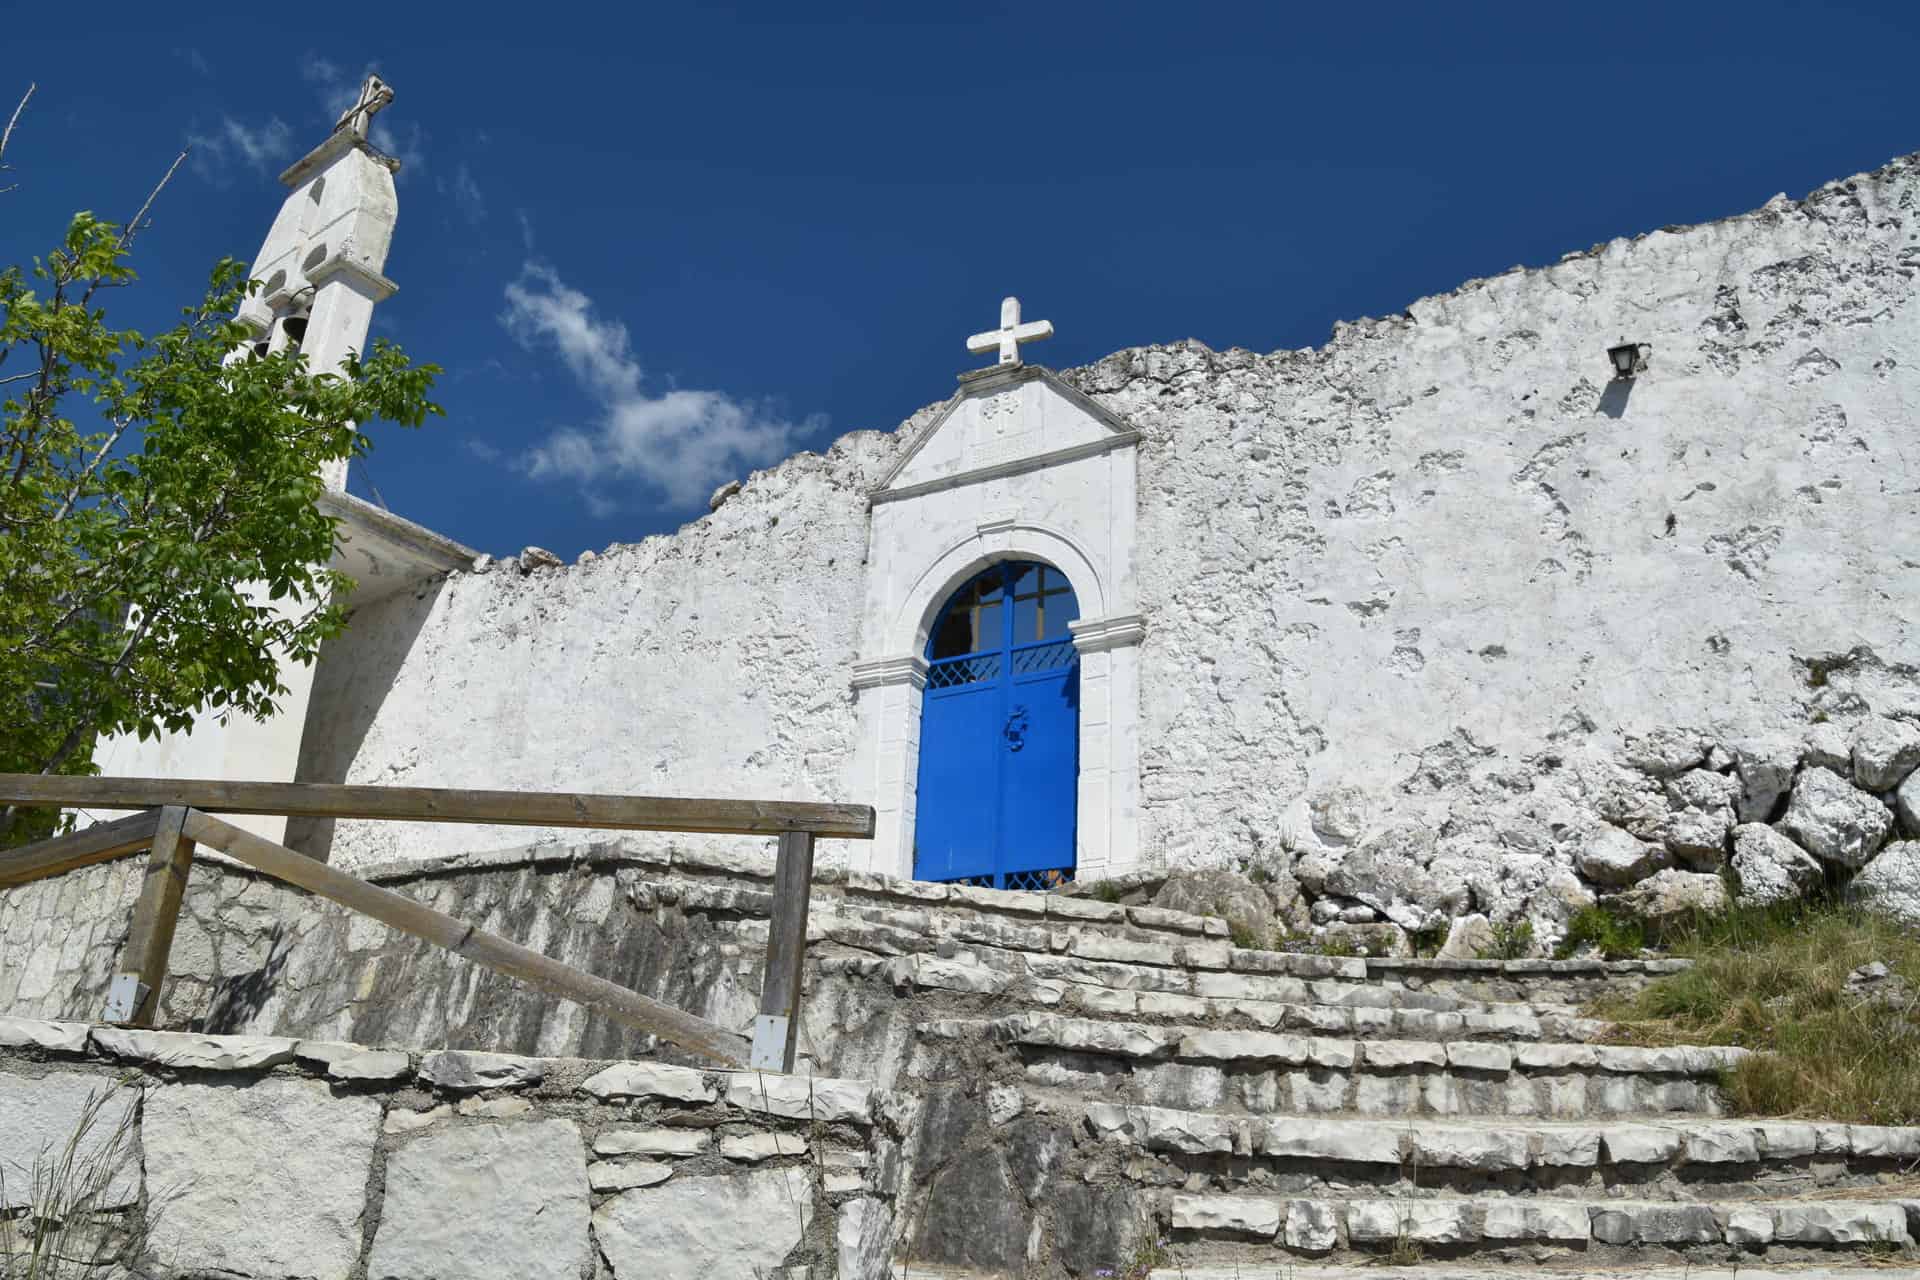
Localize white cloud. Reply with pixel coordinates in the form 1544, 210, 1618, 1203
177, 47, 212, 76
499, 263, 818, 511
452, 162, 486, 224
187, 117, 294, 183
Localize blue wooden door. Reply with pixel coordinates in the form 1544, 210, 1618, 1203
914, 563, 1080, 889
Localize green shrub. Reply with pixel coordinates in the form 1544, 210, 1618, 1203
1088, 879, 1122, 904
1478, 918, 1535, 961
1227, 919, 1265, 950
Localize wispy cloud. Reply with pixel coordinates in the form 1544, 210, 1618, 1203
515, 210, 537, 252
176, 47, 212, 77
186, 117, 294, 184
499, 263, 818, 511
299, 53, 427, 178
452, 163, 486, 224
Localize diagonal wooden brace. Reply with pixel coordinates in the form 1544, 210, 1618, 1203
107, 805, 195, 1026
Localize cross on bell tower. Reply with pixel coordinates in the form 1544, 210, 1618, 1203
967, 296, 1054, 367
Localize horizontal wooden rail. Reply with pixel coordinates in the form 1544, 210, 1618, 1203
0, 775, 875, 839
180, 810, 753, 1067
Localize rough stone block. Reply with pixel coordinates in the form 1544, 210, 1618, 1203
589, 1158, 674, 1191
1445, 1042, 1512, 1072
1412, 1126, 1530, 1170
1533, 1127, 1603, 1167
1589, 1202, 1720, 1245
1129, 905, 1207, 934
1481, 1200, 1591, 1242
91, 1027, 296, 1070
1261, 1118, 1401, 1164
720, 1132, 809, 1161
0, 1016, 88, 1054
1722, 1206, 1774, 1246
1682, 1123, 1761, 1163
836, 1197, 894, 1280
580, 1061, 716, 1103
597, 1127, 711, 1157
1346, 1199, 1473, 1244
725, 1072, 873, 1124
146, 1078, 378, 1280
1853, 717, 1920, 791
1170, 1194, 1280, 1236
1602, 1125, 1683, 1164
1850, 1124, 1920, 1158
1068, 933, 1178, 966
368, 1119, 590, 1280
0, 1072, 140, 1210
417, 1048, 545, 1091
1137, 1105, 1237, 1154
1045, 895, 1127, 923
1360, 1039, 1445, 1069
295, 1039, 412, 1082
1284, 1198, 1339, 1251
1771, 1201, 1910, 1245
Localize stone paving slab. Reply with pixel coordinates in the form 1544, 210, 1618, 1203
1154, 1269, 1920, 1279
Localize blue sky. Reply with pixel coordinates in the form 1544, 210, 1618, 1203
4, 2, 1915, 559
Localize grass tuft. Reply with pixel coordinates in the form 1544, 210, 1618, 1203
1089, 879, 1123, 904
0, 1081, 145, 1279
1478, 918, 1535, 961
1557, 903, 1646, 959
1590, 897, 1920, 1124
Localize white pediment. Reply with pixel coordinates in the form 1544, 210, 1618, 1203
875, 365, 1137, 503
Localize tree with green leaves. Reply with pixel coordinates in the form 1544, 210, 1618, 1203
0, 84, 442, 843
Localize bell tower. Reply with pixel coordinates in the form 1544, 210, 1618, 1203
237, 74, 402, 492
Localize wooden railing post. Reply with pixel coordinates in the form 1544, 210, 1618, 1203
753, 829, 816, 1073
106, 805, 194, 1026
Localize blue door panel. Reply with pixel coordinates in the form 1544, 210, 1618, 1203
913, 682, 1002, 882
914, 563, 1080, 889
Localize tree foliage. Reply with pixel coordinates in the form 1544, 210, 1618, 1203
0, 200, 441, 839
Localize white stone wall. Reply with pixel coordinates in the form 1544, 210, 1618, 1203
1078, 154, 1920, 869
309, 153, 1919, 881
310, 427, 910, 868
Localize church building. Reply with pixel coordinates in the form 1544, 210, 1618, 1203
99, 85, 1920, 949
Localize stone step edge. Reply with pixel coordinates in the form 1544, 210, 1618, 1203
854, 955, 1610, 1040
0, 1019, 881, 1125
923, 1014, 1749, 1078
1163, 1193, 1918, 1252
1152, 1269, 1914, 1280
342, 835, 1691, 981
1085, 1103, 1920, 1170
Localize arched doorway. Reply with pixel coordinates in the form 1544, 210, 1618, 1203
914, 561, 1080, 888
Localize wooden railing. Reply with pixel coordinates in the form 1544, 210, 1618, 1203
0, 775, 876, 1073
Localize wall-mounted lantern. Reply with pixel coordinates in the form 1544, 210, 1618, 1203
1607, 341, 1650, 380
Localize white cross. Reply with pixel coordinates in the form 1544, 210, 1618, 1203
967, 296, 1054, 366
333, 74, 394, 140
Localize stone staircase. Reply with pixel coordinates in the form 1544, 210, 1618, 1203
800, 878, 1920, 1276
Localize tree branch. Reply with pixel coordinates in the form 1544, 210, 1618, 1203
0, 82, 32, 191
78, 148, 187, 309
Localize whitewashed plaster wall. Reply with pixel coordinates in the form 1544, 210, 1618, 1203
312, 426, 916, 869
314, 152, 1919, 880
1068, 153, 1920, 869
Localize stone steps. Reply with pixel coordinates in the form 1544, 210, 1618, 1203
847, 951, 1617, 1041
1079, 1104, 1920, 1191
918, 1014, 1745, 1117
1162, 1191, 1918, 1262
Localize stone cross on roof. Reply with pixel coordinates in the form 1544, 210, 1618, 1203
333, 74, 394, 140
967, 296, 1054, 367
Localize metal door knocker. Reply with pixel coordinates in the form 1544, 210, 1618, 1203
1003, 706, 1030, 752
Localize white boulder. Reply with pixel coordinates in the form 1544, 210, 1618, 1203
594, 1169, 814, 1280
1575, 825, 1671, 886
1614, 869, 1728, 924
1852, 841, 1920, 927
1730, 823, 1825, 906
1852, 717, 1920, 791
1779, 766, 1893, 867
1730, 733, 1799, 821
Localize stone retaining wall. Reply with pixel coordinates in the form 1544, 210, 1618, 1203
0, 1021, 897, 1280
0, 837, 1675, 1065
